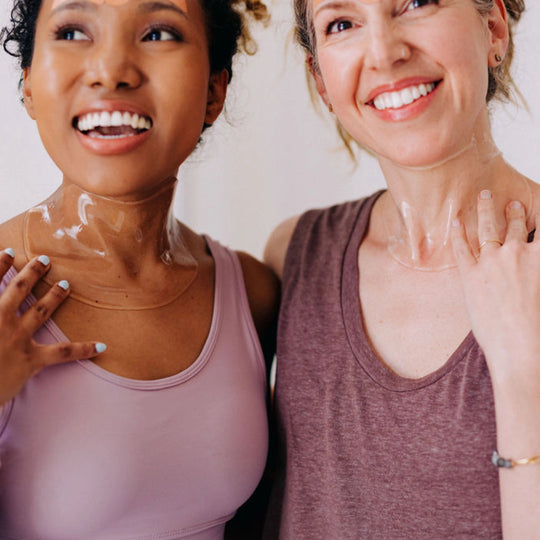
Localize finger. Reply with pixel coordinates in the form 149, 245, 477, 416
0, 255, 51, 312
477, 190, 501, 251
451, 218, 476, 270
34, 341, 107, 370
20, 280, 70, 335
0, 248, 15, 282
504, 200, 528, 243
534, 212, 540, 243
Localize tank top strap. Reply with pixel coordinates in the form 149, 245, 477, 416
203, 236, 266, 383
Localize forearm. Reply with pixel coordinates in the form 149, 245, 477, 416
491, 370, 540, 540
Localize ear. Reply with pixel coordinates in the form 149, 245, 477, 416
486, 0, 509, 66
22, 67, 36, 119
204, 69, 229, 125
307, 54, 330, 107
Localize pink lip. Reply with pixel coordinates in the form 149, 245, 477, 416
368, 81, 441, 123
365, 77, 440, 104
73, 101, 153, 155
75, 128, 151, 156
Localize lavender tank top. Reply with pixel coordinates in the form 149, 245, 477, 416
0, 237, 268, 540
264, 193, 501, 539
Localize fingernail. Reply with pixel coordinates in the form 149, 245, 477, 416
4, 248, 15, 258
57, 280, 70, 291
95, 343, 107, 354
480, 190, 492, 200
509, 201, 522, 210
38, 255, 50, 266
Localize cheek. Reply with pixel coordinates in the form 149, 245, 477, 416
30, 53, 75, 106
158, 54, 209, 103
317, 46, 361, 104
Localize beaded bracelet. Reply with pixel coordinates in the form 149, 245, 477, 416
492, 450, 540, 469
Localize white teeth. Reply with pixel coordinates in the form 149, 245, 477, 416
76, 110, 152, 132
401, 87, 414, 105
99, 111, 111, 127
110, 111, 123, 126
391, 92, 402, 109
373, 82, 436, 111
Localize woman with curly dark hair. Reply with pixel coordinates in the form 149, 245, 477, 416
0, 0, 277, 538
264, 1, 540, 538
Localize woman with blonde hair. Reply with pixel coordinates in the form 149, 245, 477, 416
264, 1, 539, 538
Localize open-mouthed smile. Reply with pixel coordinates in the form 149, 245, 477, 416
370, 82, 440, 111
74, 110, 153, 139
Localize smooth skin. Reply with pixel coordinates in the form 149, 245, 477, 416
266, 0, 540, 537
0, 0, 278, 400
0, 252, 102, 405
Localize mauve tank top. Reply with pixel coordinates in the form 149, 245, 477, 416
0, 236, 268, 540
264, 192, 501, 539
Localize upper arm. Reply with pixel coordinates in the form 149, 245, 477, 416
237, 252, 280, 371
263, 215, 300, 280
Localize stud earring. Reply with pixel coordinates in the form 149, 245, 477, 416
328, 103, 333, 113
495, 54, 502, 63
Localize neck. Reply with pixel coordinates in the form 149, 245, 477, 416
376, 122, 533, 270
25, 178, 199, 309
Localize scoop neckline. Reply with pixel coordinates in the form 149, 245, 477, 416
11, 235, 221, 390
340, 191, 477, 393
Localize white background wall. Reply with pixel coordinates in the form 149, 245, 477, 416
0, 0, 539, 259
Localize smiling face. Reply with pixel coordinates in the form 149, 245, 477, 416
309, 0, 509, 168
23, 0, 228, 199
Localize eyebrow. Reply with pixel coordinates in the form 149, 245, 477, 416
138, 1, 188, 18
51, 1, 97, 16
313, 0, 364, 17
51, 0, 188, 19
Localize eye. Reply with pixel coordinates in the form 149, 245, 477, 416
142, 27, 181, 42
326, 19, 353, 35
405, 0, 439, 11
55, 27, 90, 41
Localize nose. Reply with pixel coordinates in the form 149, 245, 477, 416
363, 19, 411, 71
82, 36, 143, 91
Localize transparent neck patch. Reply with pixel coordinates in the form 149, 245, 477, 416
24, 180, 199, 310
379, 137, 533, 271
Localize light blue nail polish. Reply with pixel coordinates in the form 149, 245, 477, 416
58, 280, 70, 291
4, 248, 15, 258
95, 343, 107, 354
38, 255, 50, 266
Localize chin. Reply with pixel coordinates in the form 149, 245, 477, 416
62, 176, 161, 200
375, 137, 475, 171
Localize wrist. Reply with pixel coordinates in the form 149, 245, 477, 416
483, 343, 540, 388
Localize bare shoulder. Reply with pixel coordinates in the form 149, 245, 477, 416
0, 213, 26, 268
263, 215, 301, 280
236, 251, 280, 367
236, 251, 280, 334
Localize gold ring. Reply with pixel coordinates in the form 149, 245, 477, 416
479, 239, 503, 250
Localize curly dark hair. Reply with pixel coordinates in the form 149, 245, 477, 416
1, 0, 269, 81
